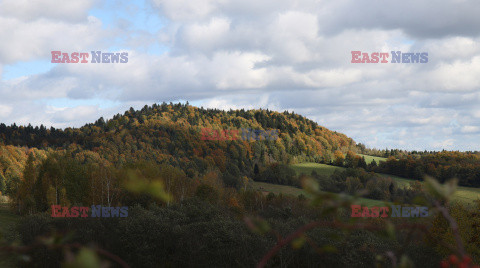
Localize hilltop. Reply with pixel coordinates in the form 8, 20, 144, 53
0, 102, 356, 194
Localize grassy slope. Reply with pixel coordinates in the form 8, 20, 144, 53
287, 163, 388, 206
358, 154, 387, 164
290, 163, 344, 176
252, 181, 387, 206
378, 173, 480, 204
292, 162, 480, 204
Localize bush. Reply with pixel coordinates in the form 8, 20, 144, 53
195, 184, 219, 203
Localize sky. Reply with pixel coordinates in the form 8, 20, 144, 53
1, 0, 480, 151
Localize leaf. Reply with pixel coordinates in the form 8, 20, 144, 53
386, 222, 395, 240
320, 245, 337, 253
124, 171, 172, 202
398, 255, 414, 268
444, 178, 458, 199
291, 235, 306, 249
424, 176, 444, 199
301, 177, 319, 194
424, 176, 458, 201
62, 248, 103, 268
244, 217, 271, 235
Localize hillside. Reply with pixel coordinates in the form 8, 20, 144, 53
290, 162, 480, 205
1, 103, 480, 267
0, 103, 356, 190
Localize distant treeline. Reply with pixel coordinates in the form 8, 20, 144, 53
368, 152, 480, 187
326, 149, 480, 188
254, 163, 424, 204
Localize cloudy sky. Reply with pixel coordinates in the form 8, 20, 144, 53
1, 0, 480, 151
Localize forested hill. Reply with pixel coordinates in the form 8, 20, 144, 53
0, 102, 356, 191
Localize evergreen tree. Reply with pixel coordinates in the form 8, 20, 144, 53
17, 153, 37, 214
254, 163, 259, 176
367, 159, 378, 171
0, 173, 6, 195
358, 156, 367, 169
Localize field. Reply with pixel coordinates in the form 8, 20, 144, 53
358, 154, 387, 164
290, 162, 480, 205
252, 181, 388, 206
290, 163, 344, 176
378, 174, 480, 204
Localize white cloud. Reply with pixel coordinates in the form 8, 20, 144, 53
432, 139, 455, 150
425, 56, 480, 92
0, 0, 97, 22
151, 0, 223, 21
1, 0, 480, 151
51, 105, 99, 123
0, 16, 106, 63
180, 17, 231, 53
425, 37, 480, 62
0, 104, 12, 117
461, 125, 479, 133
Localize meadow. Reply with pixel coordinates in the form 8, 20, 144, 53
358, 154, 387, 164
378, 173, 480, 204
290, 161, 480, 205
290, 162, 344, 176
252, 181, 388, 206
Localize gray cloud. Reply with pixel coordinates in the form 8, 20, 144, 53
0, 0, 480, 151
0, 0, 98, 23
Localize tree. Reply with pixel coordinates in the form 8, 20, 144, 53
34, 153, 64, 211
241, 176, 250, 191
0, 173, 6, 195
358, 156, 367, 169
356, 143, 366, 154
15, 153, 37, 214
334, 150, 345, 167
344, 151, 357, 168
346, 177, 363, 195
195, 184, 219, 203
367, 159, 377, 171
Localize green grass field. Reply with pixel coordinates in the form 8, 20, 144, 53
290, 163, 344, 176
378, 174, 480, 204
290, 162, 480, 205
358, 154, 387, 164
252, 181, 388, 206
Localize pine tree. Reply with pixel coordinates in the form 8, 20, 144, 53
254, 163, 259, 176
17, 153, 37, 214
0, 173, 6, 195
